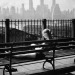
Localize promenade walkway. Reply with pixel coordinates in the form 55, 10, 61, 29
0, 55, 75, 75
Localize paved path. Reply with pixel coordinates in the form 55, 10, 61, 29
0, 55, 75, 75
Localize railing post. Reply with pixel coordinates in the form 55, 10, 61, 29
72, 19, 75, 38
5, 19, 10, 43
42, 19, 47, 29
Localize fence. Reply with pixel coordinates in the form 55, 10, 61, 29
0, 20, 5, 43
46, 19, 73, 38
0, 19, 74, 43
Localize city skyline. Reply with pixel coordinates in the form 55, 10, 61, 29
0, 0, 75, 11
0, 0, 75, 20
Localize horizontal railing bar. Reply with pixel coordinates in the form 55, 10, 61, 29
0, 38, 75, 46
56, 41, 75, 46
56, 45, 75, 50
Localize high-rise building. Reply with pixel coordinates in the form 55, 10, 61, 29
0, 7, 2, 19
73, 8, 75, 18
10, 6, 16, 15
29, 0, 34, 11
28, 0, 35, 19
0, 7, 1, 14
51, 0, 56, 12
20, 3, 28, 19
51, 0, 62, 19
51, 0, 56, 19
36, 0, 51, 19
53, 0, 56, 6
53, 4, 61, 19
40, 0, 44, 6
20, 3, 26, 15
1, 7, 9, 19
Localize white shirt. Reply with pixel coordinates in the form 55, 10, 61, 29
42, 29, 52, 40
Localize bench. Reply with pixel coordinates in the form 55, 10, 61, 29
0, 37, 75, 75
0, 39, 53, 75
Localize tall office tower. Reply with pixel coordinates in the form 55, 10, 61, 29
52, 0, 56, 6
40, 0, 44, 6
21, 3, 25, 15
28, 0, 35, 19
36, 0, 51, 19
29, 0, 34, 11
0, 7, 1, 14
51, 0, 56, 14
10, 6, 16, 15
20, 3, 26, 19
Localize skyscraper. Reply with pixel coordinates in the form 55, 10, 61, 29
20, 3, 25, 15
51, 0, 56, 15
36, 0, 51, 19
28, 0, 35, 19
29, 0, 34, 11
10, 6, 16, 15
40, 0, 44, 6
52, 0, 56, 6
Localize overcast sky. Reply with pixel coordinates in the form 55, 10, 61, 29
0, 0, 75, 11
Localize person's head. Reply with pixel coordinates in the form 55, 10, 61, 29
42, 29, 52, 40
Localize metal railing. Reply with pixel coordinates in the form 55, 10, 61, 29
0, 20, 5, 43
0, 19, 73, 43
46, 20, 72, 38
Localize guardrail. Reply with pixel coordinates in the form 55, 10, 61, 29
0, 19, 74, 43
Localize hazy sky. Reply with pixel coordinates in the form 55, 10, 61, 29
0, 0, 75, 11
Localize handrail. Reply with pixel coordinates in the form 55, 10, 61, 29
0, 37, 75, 47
